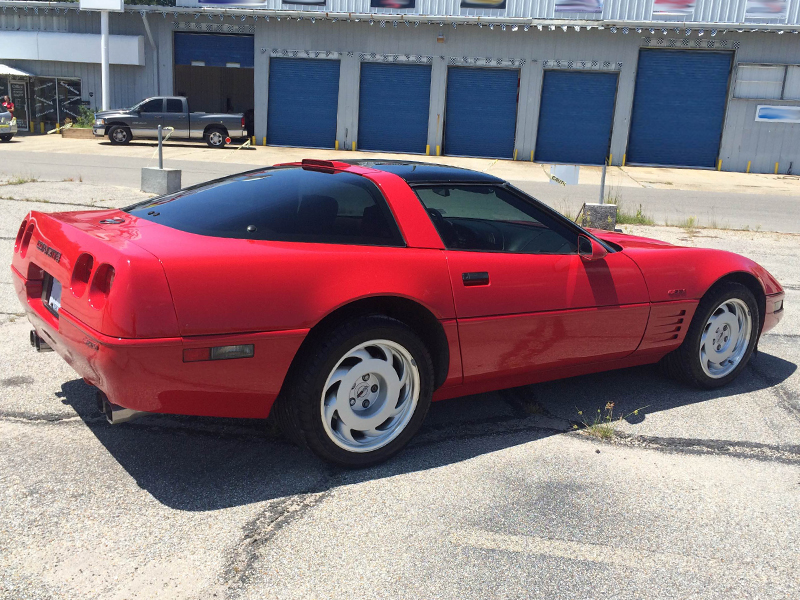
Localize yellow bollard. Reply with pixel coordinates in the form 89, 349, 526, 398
251, 136, 255, 146
530, 151, 534, 162
746, 161, 751, 173
775, 162, 779, 174
622, 154, 626, 166
717, 159, 722, 171
335, 140, 339, 150
40, 122, 45, 134
608, 154, 612, 165
262, 137, 266, 146
352, 141, 356, 151
513, 149, 518, 161
436, 145, 441, 156
426, 145, 430, 156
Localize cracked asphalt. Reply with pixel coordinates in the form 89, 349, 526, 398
1, 179, 799, 599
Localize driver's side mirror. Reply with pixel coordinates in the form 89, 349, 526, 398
578, 235, 608, 261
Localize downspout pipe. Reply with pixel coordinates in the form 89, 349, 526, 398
141, 11, 160, 96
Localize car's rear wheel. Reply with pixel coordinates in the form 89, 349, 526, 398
108, 125, 131, 145
661, 282, 759, 389
205, 127, 227, 148
0, 134, 12, 142
276, 315, 433, 467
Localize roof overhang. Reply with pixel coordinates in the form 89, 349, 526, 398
0, 64, 35, 77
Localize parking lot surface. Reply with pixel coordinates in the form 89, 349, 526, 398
1, 180, 799, 599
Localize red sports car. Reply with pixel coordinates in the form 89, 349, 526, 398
11, 160, 785, 466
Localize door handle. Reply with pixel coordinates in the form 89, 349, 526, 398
462, 272, 490, 286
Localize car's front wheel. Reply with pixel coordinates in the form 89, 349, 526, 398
662, 281, 759, 389
277, 316, 433, 467
0, 134, 13, 142
108, 125, 131, 145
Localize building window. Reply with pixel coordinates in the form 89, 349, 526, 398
734, 64, 800, 101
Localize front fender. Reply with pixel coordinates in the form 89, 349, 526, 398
623, 247, 782, 302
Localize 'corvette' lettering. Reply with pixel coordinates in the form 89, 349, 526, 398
36, 241, 62, 263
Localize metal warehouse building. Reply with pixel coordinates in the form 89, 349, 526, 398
1, 0, 800, 174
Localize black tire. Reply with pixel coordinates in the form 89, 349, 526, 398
0, 134, 13, 142
107, 125, 131, 145
204, 126, 227, 148
275, 315, 434, 468
661, 281, 759, 389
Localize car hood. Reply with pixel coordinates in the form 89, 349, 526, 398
95, 109, 135, 119
585, 228, 676, 250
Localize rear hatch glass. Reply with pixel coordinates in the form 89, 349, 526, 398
125, 167, 404, 246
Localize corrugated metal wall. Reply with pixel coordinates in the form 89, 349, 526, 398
2, 7, 800, 172
174, 0, 800, 25
720, 35, 800, 173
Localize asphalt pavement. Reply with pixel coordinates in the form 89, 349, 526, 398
1, 178, 800, 599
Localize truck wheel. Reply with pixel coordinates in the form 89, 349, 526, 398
0, 134, 12, 142
205, 127, 227, 148
275, 315, 434, 468
108, 126, 131, 145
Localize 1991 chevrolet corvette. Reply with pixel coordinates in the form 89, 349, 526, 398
12, 160, 785, 466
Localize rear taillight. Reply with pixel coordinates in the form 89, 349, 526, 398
88, 264, 115, 309
71, 253, 94, 298
241, 116, 245, 129
19, 223, 34, 258
14, 219, 27, 253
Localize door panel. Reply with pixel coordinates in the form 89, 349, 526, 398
446, 250, 650, 382
444, 67, 518, 159
358, 63, 431, 153
628, 50, 732, 167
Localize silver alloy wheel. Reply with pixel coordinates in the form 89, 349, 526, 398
320, 339, 420, 453
208, 130, 224, 146
112, 128, 128, 143
699, 297, 753, 379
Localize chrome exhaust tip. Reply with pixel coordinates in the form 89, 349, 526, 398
96, 391, 148, 425
30, 330, 52, 352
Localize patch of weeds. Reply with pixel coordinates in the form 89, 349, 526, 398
2, 175, 39, 186
678, 216, 699, 232
574, 402, 647, 440
607, 197, 655, 226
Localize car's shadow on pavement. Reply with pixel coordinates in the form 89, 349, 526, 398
58, 351, 796, 512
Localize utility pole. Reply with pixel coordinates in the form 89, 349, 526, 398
79, 0, 123, 111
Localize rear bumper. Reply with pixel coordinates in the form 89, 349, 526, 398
12, 266, 306, 419
763, 292, 785, 334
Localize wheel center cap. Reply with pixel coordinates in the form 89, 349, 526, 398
355, 384, 370, 399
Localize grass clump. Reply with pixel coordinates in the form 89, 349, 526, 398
606, 197, 655, 226
2, 175, 39, 186
575, 402, 647, 440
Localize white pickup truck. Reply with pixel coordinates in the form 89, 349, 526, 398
92, 96, 246, 148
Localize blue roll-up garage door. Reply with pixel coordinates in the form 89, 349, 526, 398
535, 71, 618, 165
445, 68, 518, 158
174, 33, 254, 68
358, 63, 431, 153
267, 58, 340, 148
628, 50, 732, 167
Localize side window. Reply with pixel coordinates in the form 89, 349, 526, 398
415, 185, 578, 254
139, 99, 163, 113
165, 99, 184, 113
